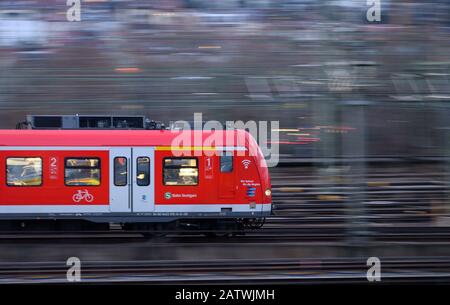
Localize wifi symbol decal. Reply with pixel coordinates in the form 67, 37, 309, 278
242, 159, 251, 169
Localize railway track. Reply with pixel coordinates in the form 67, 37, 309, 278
0, 168, 448, 284
271, 167, 449, 225
1, 257, 450, 284
0, 167, 446, 243
2, 225, 450, 243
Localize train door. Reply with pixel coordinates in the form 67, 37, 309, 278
109, 148, 132, 212
131, 147, 155, 212
218, 154, 236, 199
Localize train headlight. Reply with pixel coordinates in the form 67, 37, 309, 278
265, 189, 272, 197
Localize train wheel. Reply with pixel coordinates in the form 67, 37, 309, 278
123, 223, 168, 239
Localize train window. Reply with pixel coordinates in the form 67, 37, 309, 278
220, 155, 233, 173
163, 158, 198, 186
6, 157, 42, 186
136, 157, 150, 186
114, 157, 128, 186
65, 158, 101, 186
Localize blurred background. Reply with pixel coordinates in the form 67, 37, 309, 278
0, 0, 449, 160
0, 0, 450, 283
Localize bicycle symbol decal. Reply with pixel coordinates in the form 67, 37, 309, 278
72, 189, 94, 203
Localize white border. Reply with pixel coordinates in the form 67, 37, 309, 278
0, 205, 110, 213
154, 203, 271, 213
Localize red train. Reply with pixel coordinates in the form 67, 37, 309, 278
0, 129, 272, 234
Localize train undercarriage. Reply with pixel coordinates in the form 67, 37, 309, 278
0, 217, 266, 237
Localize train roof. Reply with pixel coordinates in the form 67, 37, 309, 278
0, 129, 256, 148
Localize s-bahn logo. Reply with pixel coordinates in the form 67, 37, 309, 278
72, 190, 94, 203
164, 192, 172, 200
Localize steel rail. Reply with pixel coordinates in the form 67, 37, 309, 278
0, 257, 449, 284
